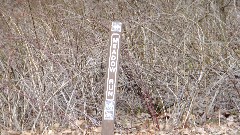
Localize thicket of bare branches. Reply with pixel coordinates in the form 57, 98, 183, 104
0, 0, 239, 133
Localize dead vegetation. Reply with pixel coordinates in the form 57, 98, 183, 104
0, 0, 239, 134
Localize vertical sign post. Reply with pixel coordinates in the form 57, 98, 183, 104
102, 21, 122, 135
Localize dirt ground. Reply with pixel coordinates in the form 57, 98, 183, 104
2, 111, 239, 135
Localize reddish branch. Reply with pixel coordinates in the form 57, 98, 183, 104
141, 89, 160, 130
122, 47, 160, 130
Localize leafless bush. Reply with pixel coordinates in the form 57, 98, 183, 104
0, 0, 239, 133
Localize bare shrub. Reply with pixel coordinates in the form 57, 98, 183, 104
0, 0, 239, 133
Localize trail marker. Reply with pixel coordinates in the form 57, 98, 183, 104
102, 21, 122, 135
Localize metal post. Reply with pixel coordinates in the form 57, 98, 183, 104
102, 21, 122, 135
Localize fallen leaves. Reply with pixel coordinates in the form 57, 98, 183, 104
1, 112, 240, 135
7, 130, 21, 135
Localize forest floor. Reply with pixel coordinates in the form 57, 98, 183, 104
2, 111, 239, 135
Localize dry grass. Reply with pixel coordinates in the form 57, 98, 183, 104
0, 0, 239, 134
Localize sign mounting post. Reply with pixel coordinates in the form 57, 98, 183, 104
102, 21, 122, 135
